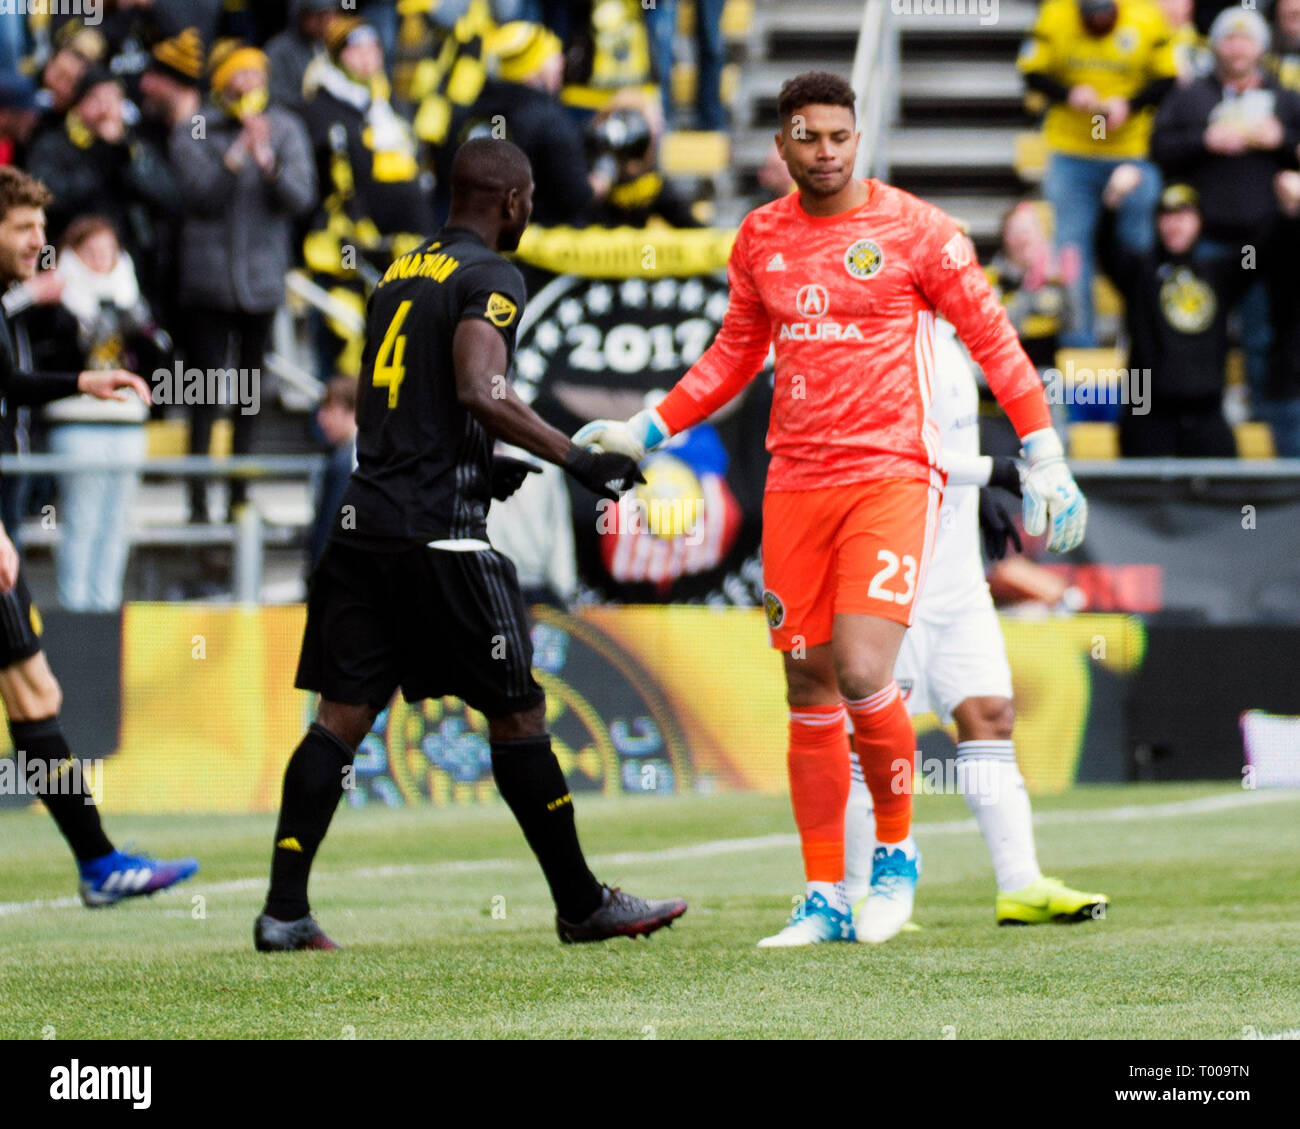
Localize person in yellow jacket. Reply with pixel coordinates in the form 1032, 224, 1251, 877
434, 22, 594, 226
1019, 0, 1178, 350
398, 0, 495, 144
301, 16, 435, 376
1270, 0, 1300, 93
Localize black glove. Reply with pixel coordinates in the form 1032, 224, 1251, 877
988, 456, 1023, 498
491, 455, 542, 501
978, 488, 1023, 561
563, 445, 645, 501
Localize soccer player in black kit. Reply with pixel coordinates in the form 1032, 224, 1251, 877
0, 166, 198, 905
255, 139, 687, 950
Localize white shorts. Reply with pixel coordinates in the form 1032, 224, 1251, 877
893, 587, 1013, 724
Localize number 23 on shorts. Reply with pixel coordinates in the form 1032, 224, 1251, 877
868, 549, 918, 607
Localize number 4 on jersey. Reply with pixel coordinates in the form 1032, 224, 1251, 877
373, 300, 413, 408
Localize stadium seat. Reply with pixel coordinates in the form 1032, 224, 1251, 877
1054, 346, 1125, 375
1068, 421, 1120, 459
1013, 131, 1046, 183
145, 418, 232, 459
1055, 346, 1125, 428
671, 61, 741, 109
721, 0, 754, 38
1093, 275, 1123, 320
145, 419, 185, 458
661, 130, 731, 176
1235, 422, 1276, 459
676, 0, 755, 39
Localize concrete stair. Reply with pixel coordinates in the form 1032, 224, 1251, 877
724, 0, 1039, 248
892, 1, 1040, 251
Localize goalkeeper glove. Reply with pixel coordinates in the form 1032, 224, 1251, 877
1020, 428, 1087, 553
571, 407, 671, 462
562, 445, 646, 501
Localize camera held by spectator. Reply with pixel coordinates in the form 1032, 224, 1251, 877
586, 106, 654, 193
584, 99, 699, 228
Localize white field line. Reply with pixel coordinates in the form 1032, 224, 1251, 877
1, 789, 1295, 918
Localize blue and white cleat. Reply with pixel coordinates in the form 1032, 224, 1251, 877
78, 849, 200, 907
757, 890, 855, 947
853, 846, 920, 943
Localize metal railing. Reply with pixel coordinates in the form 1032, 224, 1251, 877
851, 0, 901, 180
6, 450, 1298, 605
267, 271, 368, 411
1071, 459, 1300, 480
4, 454, 324, 604
4, 265, 352, 603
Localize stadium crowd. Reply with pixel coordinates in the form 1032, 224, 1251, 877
1012, 0, 1300, 456
0, 0, 1295, 613
0, 0, 723, 607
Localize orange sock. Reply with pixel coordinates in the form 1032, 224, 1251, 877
844, 683, 915, 844
787, 704, 850, 882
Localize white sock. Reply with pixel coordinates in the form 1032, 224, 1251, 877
877, 834, 917, 860
957, 740, 1042, 893
844, 772, 875, 907
807, 880, 848, 913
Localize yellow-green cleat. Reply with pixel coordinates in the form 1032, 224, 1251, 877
995, 876, 1108, 926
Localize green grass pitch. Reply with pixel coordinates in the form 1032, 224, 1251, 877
1, 783, 1297, 1039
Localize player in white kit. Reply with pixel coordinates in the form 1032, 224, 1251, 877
844, 321, 1109, 928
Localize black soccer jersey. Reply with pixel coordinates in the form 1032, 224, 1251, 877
334, 227, 526, 543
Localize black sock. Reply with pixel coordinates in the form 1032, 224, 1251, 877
264, 722, 354, 920
10, 717, 113, 863
490, 735, 602, 922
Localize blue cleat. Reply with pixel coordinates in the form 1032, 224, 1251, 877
78, 849, 200, 907
853, 846, 920, 943
757, 890, 855, 947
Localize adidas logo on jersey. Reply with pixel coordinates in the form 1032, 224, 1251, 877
766, 253, 787, 271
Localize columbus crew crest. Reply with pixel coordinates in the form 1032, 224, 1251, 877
485, 292, 518, 328
845, 239, 883, 280
1159, 268, 1215, 335
763, 590, 785, 629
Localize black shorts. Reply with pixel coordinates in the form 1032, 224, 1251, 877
0, 571, 43, 670
296, 540, 545, 719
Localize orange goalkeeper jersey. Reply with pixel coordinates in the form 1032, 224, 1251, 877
657, 180, 1052, 493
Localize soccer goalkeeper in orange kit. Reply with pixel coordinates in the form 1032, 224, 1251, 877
575, 71, 1087, 945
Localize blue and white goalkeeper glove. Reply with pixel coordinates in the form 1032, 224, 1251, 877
571, 407, 671, 462
1020, 428, 1087, 553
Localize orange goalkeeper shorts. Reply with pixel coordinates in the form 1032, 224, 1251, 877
761, 477, 941, 650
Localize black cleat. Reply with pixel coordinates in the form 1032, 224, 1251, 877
254, 912, 339, 952
556, 884, 687, 944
